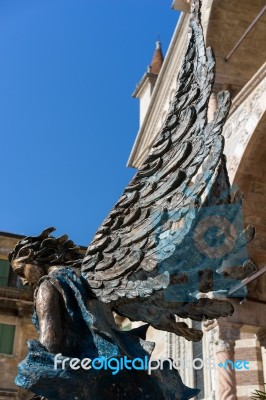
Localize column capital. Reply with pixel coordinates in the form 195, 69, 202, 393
203, 319, 217, 332
215, 322, 241, 352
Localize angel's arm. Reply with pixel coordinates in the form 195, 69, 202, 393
35, 279, 63, 353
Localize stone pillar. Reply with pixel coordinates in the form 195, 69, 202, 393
258, 329, 266, 397
203, 320, 217, 400
234, 328, 265, 399
215, 324, 240, 400
207, 92, 218, 122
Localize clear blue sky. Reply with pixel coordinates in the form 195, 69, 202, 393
0, 0, 180, 247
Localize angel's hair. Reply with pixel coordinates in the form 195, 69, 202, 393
9, 227, 83, 278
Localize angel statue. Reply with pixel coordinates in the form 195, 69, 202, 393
9, 0, 255, 399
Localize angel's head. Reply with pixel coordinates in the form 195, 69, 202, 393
9, 227, 83, 287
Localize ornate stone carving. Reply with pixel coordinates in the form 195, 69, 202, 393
223, 71, 266, 182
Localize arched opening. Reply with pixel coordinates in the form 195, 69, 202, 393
206, 0, 266, 98
233, 112, 266, 300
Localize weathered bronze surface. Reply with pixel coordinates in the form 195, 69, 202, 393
81, 0, 255, 341
9, 1, 255, 399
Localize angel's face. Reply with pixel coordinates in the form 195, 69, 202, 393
23, 263, 46, 286
11, 261, 46, 287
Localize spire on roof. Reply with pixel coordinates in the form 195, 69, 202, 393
149, 40, 164, 75
132, 39, 165, 127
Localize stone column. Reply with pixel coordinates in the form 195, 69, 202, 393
258, 329, 266, 397
207, 92, 218, 122
234, 328, 265, 399
215, 324, 240, 400
203, 320, 217, 400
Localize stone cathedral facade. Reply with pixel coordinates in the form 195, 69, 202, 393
0, 232, 36, 400
129, 1, 266, 399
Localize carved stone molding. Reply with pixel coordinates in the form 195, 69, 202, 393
201, 0, 214, 39
222, 65, 266, 183
203, 319, 217, 332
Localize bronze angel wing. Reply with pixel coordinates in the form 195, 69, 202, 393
81, 0, 254, 341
